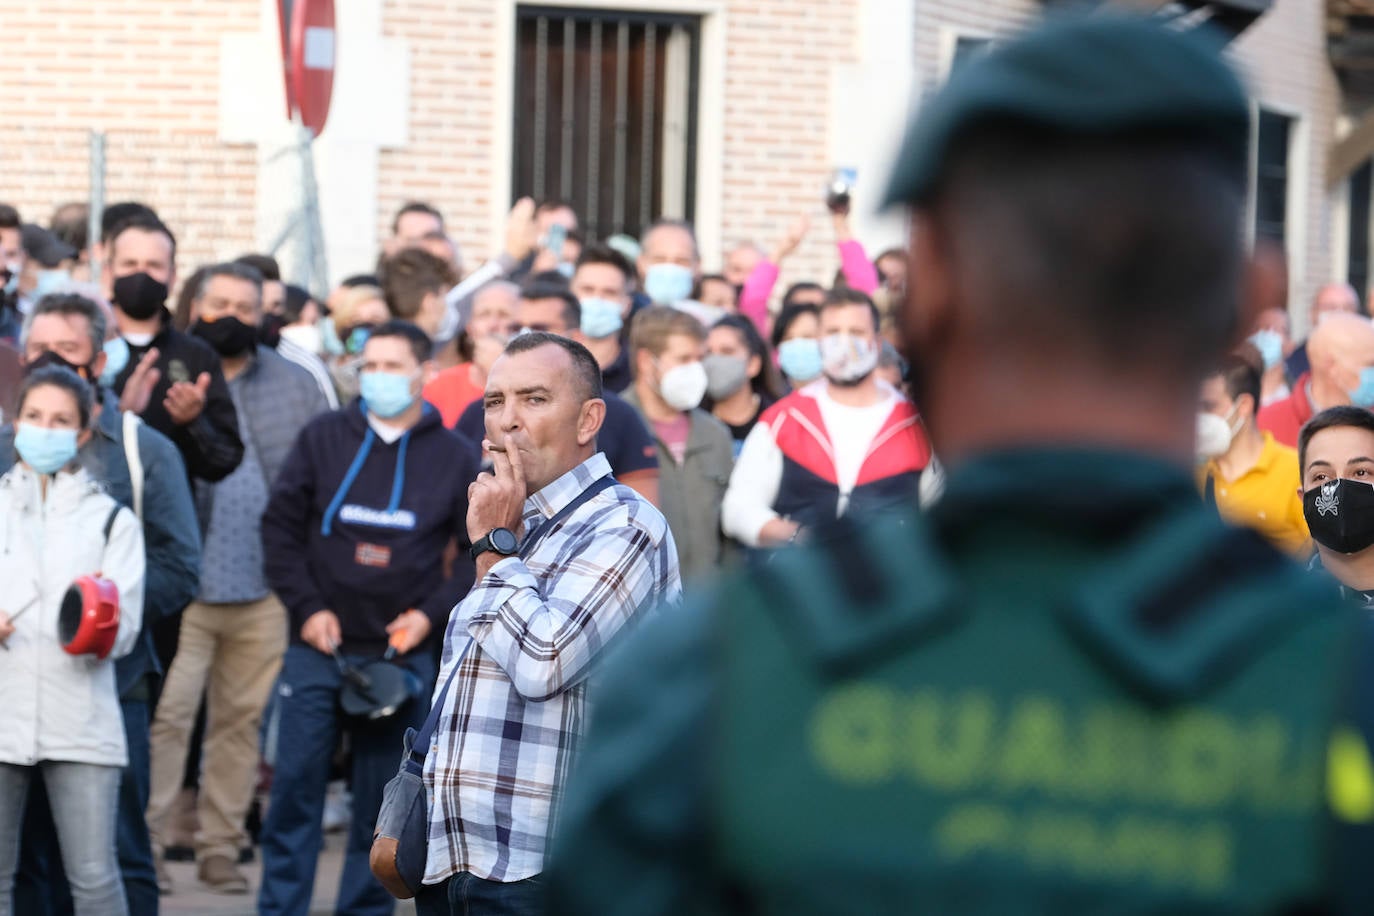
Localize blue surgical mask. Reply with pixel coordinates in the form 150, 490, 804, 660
1350, 367, 1374, 409
643, 264, 694, 305
778, 337, 823, 383
15, 424, 79, 475
33, 269, 71, 299
580, 298, 624, 339
1248, 329, 1284, 370
360, 371, 418, 419
100, 337, 130, 386
320, 316, 345, 357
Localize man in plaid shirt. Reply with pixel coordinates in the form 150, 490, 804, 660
420, 331, 680, 914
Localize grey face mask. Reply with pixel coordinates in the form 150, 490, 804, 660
703, 353, 749, 401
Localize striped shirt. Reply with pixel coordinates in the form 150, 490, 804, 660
423, 452, 681, 883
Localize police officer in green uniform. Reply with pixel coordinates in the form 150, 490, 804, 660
546, 15, 1374, 915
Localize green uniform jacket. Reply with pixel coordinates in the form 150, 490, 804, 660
622, 388, 737, 585
547, 449, 1374, 915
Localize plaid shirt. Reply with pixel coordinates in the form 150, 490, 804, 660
423, 452, 681, 883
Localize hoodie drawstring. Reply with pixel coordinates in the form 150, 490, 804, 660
319, 426, 412, 536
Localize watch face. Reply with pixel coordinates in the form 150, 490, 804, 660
492, 528, 519, 554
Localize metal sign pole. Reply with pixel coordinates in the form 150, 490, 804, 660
88, 130, 106, 288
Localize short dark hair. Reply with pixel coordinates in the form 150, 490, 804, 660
392, 201, 445, 235
282, 284, 314, 323
49, 202, 89, 254
820, 287, 881, 332
1300, 406, 1374, 476
574, 243, 634, 285
194, 262, 263, 305
26, 292, 107, 359
100, 202, 158, 242
931, 125, 1245, 375
366, 319, 433, 364
535, 199, 577, 219
771, 301, 820, 350
1207, 345, 1262, 410
520, 281, 581, 330
0, 204, 20, 232
108, 213, 177, 262
18, 365, 95, 429
781, 281, 826, 309
234, 253, 281, 282
504, 331, 603, 402
380, 247, 457, 320
342, 273, 380, 288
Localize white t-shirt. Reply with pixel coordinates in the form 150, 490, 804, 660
815, 385, 897, 514
367, 414, 408, 444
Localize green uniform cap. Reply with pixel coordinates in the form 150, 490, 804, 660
883, 15, 1252, 207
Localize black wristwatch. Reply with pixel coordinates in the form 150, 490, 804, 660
469, 527, 519, 561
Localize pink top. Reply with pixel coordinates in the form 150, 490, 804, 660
651, 414, 691, 465
739, 239, 880, 338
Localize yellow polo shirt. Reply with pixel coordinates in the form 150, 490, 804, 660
1200, 431, 1310, 557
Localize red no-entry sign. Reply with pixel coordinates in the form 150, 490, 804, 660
278, 0, 335, 137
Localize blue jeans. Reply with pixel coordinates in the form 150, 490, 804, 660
258, 645, 434, 916
13, 698, 157, 916
415, 872, 545, 916
0, 760, 126, 916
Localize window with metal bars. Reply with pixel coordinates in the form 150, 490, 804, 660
1253, 108, 1292, 245
1349, 161, 1371, 309
513, 6, 701, 243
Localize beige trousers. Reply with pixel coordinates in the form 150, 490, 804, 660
146, 595, 287, 862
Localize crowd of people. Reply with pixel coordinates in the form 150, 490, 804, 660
0, 136, 926, 915
5, 10, 1374, 916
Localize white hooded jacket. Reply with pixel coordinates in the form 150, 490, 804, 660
0, 463, 145, 767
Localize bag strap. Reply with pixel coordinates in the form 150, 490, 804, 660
121, 411, 144, 519
102, 504, 123, 543
409, 474, 617, 765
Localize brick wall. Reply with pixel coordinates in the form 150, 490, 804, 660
0, 0, 260, 286
714, 0, 864, 299
378, 0, 500, 279
1, 0, 1342, 329
912, 0, 1342, 331
1232, 0, 1344, 332
376, 0, 868, 306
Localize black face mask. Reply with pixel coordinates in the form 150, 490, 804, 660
258, 313, 286, 348
26, 350, 100, 396
1304, 478, 1374, 555
191, 317, 258, 358
111, 272, 169, 322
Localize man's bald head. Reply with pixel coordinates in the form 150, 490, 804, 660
1309, 312, 1374, 404
1311, 283, 1359, 327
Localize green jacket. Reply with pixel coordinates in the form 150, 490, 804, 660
547, 449, 1374, 915
622, 388, 736, 585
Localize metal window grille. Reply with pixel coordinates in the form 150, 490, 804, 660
1254, 108, 1292, 245
1350, 161, 1372, 309
513, 6, 701, 241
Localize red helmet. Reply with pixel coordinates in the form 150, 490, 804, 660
59, 575, 120, 660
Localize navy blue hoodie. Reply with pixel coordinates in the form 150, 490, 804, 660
262, 399, 477, 656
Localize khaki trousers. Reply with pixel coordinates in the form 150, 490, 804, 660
146, 595, 287, 862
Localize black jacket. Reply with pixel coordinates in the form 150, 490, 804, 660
261, 400, 478, 656
112, 309, 244, 482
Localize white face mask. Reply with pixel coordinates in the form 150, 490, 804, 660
280, 323, 324, 355
1196, 408, 1242, 460
820, 333, 879, 385
658, 360, 708, 411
